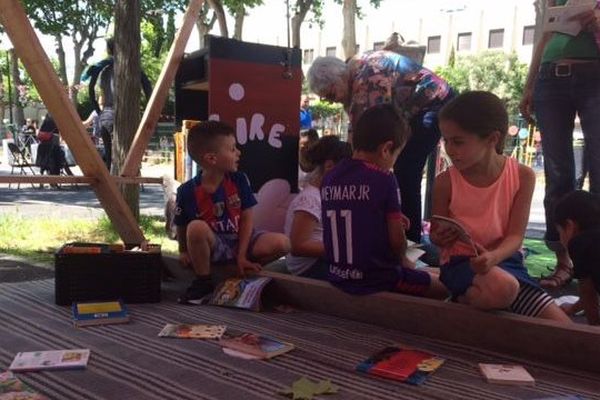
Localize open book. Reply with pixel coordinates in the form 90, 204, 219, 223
9, 349, 90, 372
543, 0, 597, 36
430, 215, 480, 256
190, 276, 272, 311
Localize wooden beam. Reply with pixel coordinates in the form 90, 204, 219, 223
0, 176, 163, 184
261, 271, 600, 374
121, 0, 204, 177
0, 0, 144, 244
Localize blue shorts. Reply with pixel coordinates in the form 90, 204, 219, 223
211, 230, 264, 264
392, 266, 431, 296
440, 252, 538, 297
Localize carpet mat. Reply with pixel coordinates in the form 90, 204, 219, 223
0, 279, 598, 400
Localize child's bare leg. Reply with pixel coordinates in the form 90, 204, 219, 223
250, 232, 290, 264
423, 271, 449, 299
537, 302, 572, 323
186, 220, 216, 276
465, 267, 519, 310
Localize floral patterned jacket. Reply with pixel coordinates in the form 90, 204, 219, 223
346, 50, 450, 125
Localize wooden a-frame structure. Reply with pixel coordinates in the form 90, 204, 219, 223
0, 0, 204, 244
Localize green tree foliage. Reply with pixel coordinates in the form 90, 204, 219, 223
435, 51, 528, 119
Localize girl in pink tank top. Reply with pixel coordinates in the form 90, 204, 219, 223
429, 92, 569, 322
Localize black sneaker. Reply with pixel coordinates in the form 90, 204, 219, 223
177, 278, 214, 305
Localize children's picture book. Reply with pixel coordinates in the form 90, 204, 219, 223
72, 300, 130, 327
406, 240, 426, 263
190, 276, 272, 311
478, 363, 535, 386
0, 371, 49, 399
158, 323, 226, 339
9, 349, 90, 372
430, 215, 480, 256
356, 346, 445, 385
543, 0, 597, 36
218, 331, 294, 359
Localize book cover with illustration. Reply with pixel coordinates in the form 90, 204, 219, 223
479, 363, 535, 386
431, 215, 481, 256
356, 346, 445, 385
0, 371, 49, 399
72, 300, 129, 327
543, 0, 597, 36
218, 331, 294, 359
158, 323, 226, 339
9, 349, 90, 372
190, 276, 272, 311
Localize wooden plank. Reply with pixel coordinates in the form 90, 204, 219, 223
121, 0, 204, 177
0, 176, 163, 184
260, 271, 600, 374
0, 0, 144, 244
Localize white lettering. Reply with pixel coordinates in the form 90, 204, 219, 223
249, 113, 265, 141
322, 185, 370, 201
236, 118, 248, 145
268, 123, 284, 148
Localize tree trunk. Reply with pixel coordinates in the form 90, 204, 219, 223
54, 36, 69, 87
233, 7, 245, 40
207, 0, 229, 37
341, 0, 357, 59
291, 0, 313, 48
196, 2, 217, 48
9, 49, 25, 127
114, 0, 141, 219
71, 29, 99, 105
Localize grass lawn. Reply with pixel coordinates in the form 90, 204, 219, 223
0, 214, 178, 265
1, 213, 555, 278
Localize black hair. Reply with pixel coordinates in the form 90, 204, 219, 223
303, 135, 352, 172
352, 103, 410, 152
187, 120, 235, 163
300, 128, 319, 142
439, 91, 508, 154
554, 190, 600, 232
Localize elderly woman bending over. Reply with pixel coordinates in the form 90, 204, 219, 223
307, 51, 454, 243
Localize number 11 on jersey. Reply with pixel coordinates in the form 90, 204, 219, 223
326, 209, 353, 264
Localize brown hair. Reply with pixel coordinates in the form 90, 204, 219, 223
187, 120, 235, 163
303, 135, 352, 172
439, 91, 508, 154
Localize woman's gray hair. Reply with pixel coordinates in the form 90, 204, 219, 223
306, 56, 349, 97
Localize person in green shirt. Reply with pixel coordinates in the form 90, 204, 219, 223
520, 0, 600, 289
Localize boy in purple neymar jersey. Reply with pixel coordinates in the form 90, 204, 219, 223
321, 104, 448, 298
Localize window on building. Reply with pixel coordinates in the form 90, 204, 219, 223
303, 49, 314, 64
373, 41, 385, 51
488, 29, 504, 49
522, 25, 535, 45
457, 32, 471, 52
326, 46, 336, 57
427, 36, 441, 54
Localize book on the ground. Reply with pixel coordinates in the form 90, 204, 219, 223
0, 371, 49, 399
430, 215, 480, 256
72, 300, 129, 327
356, 346, 445, 385
478, 363, 535, 386
543, 0, 597, 36
218, 331, 294, 359
9, 349, 90, 372
158, 323, 226, 339
191, 276, 272, 311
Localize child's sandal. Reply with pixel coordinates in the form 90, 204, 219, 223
539, 263, 574, 289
